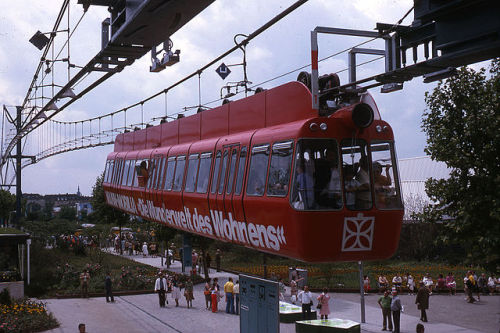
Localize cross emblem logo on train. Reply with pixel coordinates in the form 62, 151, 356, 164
341, 213, 375, 252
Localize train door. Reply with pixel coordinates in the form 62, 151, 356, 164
145, 154, 163, 206
222, 145, 252, 246
207, 149, 223, 240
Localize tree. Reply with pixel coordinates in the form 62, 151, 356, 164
58, 206, 77, 221
421, 59, 500, 271
90, 173, 128, 226
0, 190, 15, 226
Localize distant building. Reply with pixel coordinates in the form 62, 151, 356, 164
23, 186, 92, 220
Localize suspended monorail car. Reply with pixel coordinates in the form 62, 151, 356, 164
102, 77, 404, 262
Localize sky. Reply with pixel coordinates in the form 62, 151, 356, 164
0, 0, 461, 196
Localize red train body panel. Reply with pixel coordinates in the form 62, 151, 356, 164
103, 81, 404, 262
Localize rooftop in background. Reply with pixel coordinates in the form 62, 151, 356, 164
398, 156, 450, 220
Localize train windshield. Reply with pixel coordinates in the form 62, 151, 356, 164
370, 141, 403, 209
291, 139, 342, 210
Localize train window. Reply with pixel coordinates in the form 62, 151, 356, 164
163, 157, 176, 190
114, 159, 123, 185
127, 159, 135, 186
195, 153, 212, 193
246, 144, 270, 196
111, 160, 118, 184
155, 158, 166, 189
107, 161, 114, 183
290, 139, 341, 210
267, 141, 294, 197
149, 157, 162, 189
211, 151, 222, 194
218, 151, 229, 194
121, 160, 130, 186
370, 141, 403, 209
226, 149, 238, 194
184, 154, 199, 193
132, 160, 139, 187
146, 159, 157, 189
341, 139, 372, 210
234, 147, 247, 195
172, 156, 186, 191
104, 161, 110, 183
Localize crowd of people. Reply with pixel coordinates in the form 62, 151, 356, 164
373, 271, 500, 297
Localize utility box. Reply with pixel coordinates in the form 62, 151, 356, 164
240, 275, 279, 333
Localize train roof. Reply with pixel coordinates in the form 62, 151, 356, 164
113, 81, 315, 152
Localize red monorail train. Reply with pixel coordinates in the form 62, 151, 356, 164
103, 77, 404, 262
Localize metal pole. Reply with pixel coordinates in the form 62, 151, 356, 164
359, 261, 366, 323
27, 238, 31, 285
15, 106, 22, 223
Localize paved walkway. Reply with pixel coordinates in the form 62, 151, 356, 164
44, 251, 499, 333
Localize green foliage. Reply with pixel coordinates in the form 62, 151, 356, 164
0, 289, 11, 306
0, 189, 15, 222
26, 202, 42, 221
90, 173, 129, 225
20, 219, 79, 244
58, 206, 77, 221
421, 59, 500, 272
43, 201, 54, 221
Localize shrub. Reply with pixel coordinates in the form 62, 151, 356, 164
0, 289, 11, 306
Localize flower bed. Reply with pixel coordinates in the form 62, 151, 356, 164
227, 262, 471, 290
0, 299, 58, 332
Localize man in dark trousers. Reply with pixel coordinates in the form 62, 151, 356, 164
105, 272, 114, 302
391, 290, 403, 333
154, 272, 168, 307
377, 289, 393, 331
416, 281, 430, 322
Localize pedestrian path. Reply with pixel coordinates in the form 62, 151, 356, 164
104, 248, 237, 281
66, 249, 491, 333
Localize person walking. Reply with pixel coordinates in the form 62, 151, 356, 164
317, 288, 331, 320
142, 242, 149, 257
298, 285, 314, 320
406, 272, 416, 295
234, 280, 240, 315
185, 277, 194, 308
171, 279, 182, 307
416, 281, 430, 322
204, 278, 212, 310
80, 269, 90, 298
154, 272, 167, 307
391, 290, 403, 333
104, 271, 114, 303
211, 278, 220, 313
377, 289, 393, 331
224, 277, 235, 314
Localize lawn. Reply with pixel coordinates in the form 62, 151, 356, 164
27, 245, 201, 298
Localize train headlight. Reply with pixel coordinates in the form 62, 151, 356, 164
320, 123, 328, 131
376, 125, 382, 132
352, 103, 374, 128
309, 123, 319, 131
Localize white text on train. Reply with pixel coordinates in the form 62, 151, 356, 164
105, 192, 286, 251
